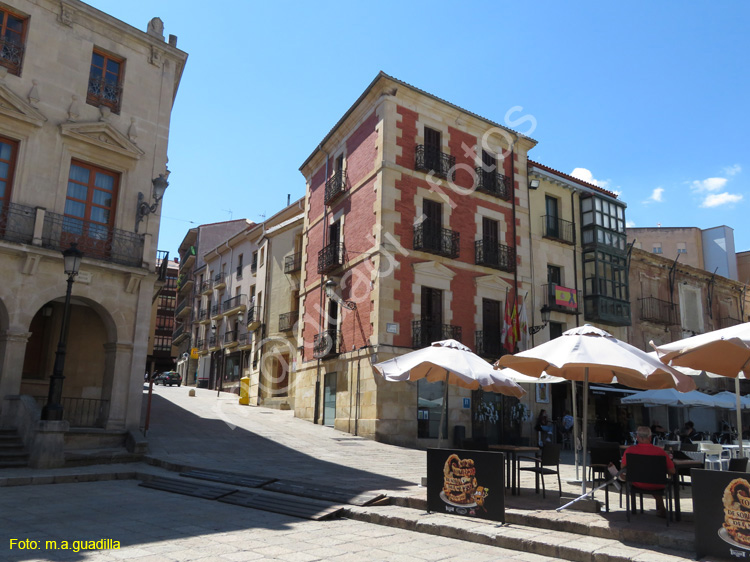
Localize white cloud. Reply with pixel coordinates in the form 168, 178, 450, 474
626, 220, 636, 228
701, 193, 743, 208
649, 187, 664, 202
724, 164, 742, 177
570, 167, 612, 190
691, 177, 728, 192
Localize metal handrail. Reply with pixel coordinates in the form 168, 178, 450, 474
639, 296, 679, 325
325, 170, 348, 204
318, 242, 345, 274
542, 215, 575, 245
411, 320, 462, 348
474, 239, 515, 272
415, 145, 455, 180
474, 167, 511, 200
413, 223, 460, 258
285, 252, 302, 273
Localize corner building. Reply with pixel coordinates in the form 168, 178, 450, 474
296, 73, 536, 448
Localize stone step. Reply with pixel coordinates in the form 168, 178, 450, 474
0, 451, 29, 461
0, 459, 28, 468
0, 442, 24, 450
343, 504, 695, 562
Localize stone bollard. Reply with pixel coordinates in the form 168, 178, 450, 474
188, 389, 195, 397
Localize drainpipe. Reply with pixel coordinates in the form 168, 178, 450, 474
527, 167, 536, 347
571, 190, 580, 329
510, 143, 519, 335
314, 145, 330, 424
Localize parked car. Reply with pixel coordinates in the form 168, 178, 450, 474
154, 371, 182, 387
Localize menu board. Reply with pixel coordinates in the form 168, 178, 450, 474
694, 468, 750, 559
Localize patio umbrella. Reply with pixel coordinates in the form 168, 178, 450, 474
620, 388, 716, 408
652, 323, 750, 454
373, 339, 526, 448
495, 324, 696, 494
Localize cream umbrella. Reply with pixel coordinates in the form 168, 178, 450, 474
373, 339, 526, 448
495, 325, 696, 494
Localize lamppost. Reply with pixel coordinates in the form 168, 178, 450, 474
42, 242, 83, 421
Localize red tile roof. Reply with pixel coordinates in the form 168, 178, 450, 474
528, 160, 619, 199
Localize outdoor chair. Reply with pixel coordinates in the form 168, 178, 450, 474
624, 453, 673, 526
588, 444, 622, 512
681, 443, 699, 452
729, 457, 749, 472
518, 443, 561, 499
700, 443, 730, 470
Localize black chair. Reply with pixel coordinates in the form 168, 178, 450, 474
589, 444, 622, 512
624, 453, 672, 525
519, 443, 561, 499
729, 457, 749, 472
681, 443, 699, 452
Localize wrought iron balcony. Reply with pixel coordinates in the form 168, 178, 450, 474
196, 339, 205, 350
411, 320, 462, 349
247, 305, 262, 330
0, 36, 25, 76
251, 261, 257, 274
180, 246, 196, 270
279, 311, 299, 332
639, 297, 678, 325
415, 145, 455, 180
177, 273, 193, 295
475, 331, 505, 359
210, 304, 220, 318
200, 280, 212, 295
208, 336, 219, 349
542, 283, 581, 314
475, 168, 511, 200
198, 308, 210, 323
172, 324, 189, 345
222, 294, 246, 314
325, 170, 348, 205
285, 252, 302, 274
0, 203, 35, 245
213, 273, 226, 289
41, 209, 143, 267
474, 239, 515, 272
318, 242, 345, 274
542, 215, 576, 245
87, 74, 122, 114
236, 265, 243, 279
223, 330, 238, 345
413, 223, 460, 259
175, 300, 191, 318
313, 329, 341, 359
238, 332, 252, 348
721, 315, 742, 329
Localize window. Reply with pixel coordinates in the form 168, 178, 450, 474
653, 243, 663, 254
236, 254, 243, 278
424, 127, 442, 171
64, 161, 119, 252
87, 49, 124, 113
0, 7, 26, 76
0, 135, 18, 210
677, 242, 687, 254
417, 379, 445, 439
251, 251, 258, 273
580, 196, 626, 251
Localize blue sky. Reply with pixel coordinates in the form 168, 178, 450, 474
86, 1, 750, 255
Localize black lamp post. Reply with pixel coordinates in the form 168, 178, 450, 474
42, 242, 83, 421
528, 305, 551, 336
324, 279, 356, 310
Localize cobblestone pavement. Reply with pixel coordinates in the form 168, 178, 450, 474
0, 479, 558, 562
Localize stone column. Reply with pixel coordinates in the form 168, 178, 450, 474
101, 342, 133, 430
0, 331, 32, 417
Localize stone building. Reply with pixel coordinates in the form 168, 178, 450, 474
146, 252, 177, 375
0, 0, 187, 465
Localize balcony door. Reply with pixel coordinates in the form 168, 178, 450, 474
421, 286, 443, 345
64, 161, 119, 254
483, 217, 498, 264
0, 136, 17, 212
482, 298, 501, 356
482, 149, 496, 188
424, 127, 441, 171
545, 195, 559, 238
423, 199, 442, 252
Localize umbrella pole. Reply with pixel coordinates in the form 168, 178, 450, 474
571, 380, 580, 481
581, 368, 589, 495
437, 371, 449, 449
736, 376, 743, 457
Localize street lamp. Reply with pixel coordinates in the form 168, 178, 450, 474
528, 305, 551, 335
135, 173, 169, 232
324, 279, 356, 310
42, 242, 83, 421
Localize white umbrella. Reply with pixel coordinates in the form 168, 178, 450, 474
620, 388, 716, 408
712, 391, 750, 410
652, 323, 750, 454
495, 325, 696, 494
373, 339, 526, 448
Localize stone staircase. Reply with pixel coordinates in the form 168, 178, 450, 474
0, 429, 29, 468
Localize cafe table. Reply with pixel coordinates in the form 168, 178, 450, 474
488, 444, 540, 495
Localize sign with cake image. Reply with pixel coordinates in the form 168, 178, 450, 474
693, 469, 750, 559
427, 448, 505, 523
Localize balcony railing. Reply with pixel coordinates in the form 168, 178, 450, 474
411, 320, 462, 349
41, 210, 143, 268
475, 168, 511, 200
639, 297, 678, 325
238, 332, 251, 347
175, 300, 190, 318
247, 305, 262, 329
236, 265, 243, 279
475, 331, 506, 359
251, 261, 258, 274
542, 283, 581, 314
542, 215, 576, 245
223, 330, 238, 345
325, 170, 348, 205
198, 308, 209, 323
285, 252, 302, 273
279, 311, 299, 332
318, 242, 345, 274
87, 74, 122, 114
200, 280, 212, 294
413, 223, 460, 259
313, 329, 341, 359
0, 203, 35, 245
223, 294, 246, 314
196, 339, 205, 350
210, 304, 220, 318
720, 315, 742, 329
172, 323, 185, 341
208, 336, 219, 349
0, 36, 25, 76
177, 273, 193, 294
474, 239, 515, 272
415, 145, 455, 180
33, 396, 108, 428
213, 273, 226, 288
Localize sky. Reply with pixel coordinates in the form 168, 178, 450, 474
86, 1, 750, 255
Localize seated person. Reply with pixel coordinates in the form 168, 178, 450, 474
621, 426, 675, 518
535, 409, 554, 444
562, 411, 574, 434
650, 420, 666, 437
680, 421, 697, 443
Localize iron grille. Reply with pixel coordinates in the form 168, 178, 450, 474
474, 239, 515, 272
285, 252, 302, 273
223, 330, 238, 344
247, 305, 262, 325
201, 280, 211, 293
236, 265, 243, 279
223, 294, 245, 312
213, 273, 224, 285
475, 168, 511, 200
238, 333, 249, 346
475, 330, 505, 359
318, 242, 345, 274
209, 336, 218, 348
325, 171, 348, 204
415, 145, 455, 180
172, 324, 184, 340
196, 339, 205, 350
0, 203, 35, 245
279, 311, 299, 332
198, 309, 208, 322
211, 304, 220, 317
639, 297, 678, 325
313, 329, 341, 358
0, 37, 25, 76
41, 210, 143, 268
542, 215, 576, 245
411, 320, 462, 348
413, 223, 460, 258
33, 396, 108, 428
87, 74, 122, 114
